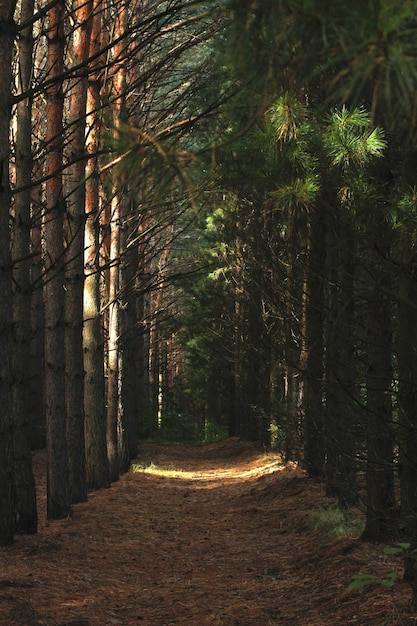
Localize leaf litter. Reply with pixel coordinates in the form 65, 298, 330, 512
0, 437, 414, 625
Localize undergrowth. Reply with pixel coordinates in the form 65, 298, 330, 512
131, 461, 185, 476
310, 503, 364, 543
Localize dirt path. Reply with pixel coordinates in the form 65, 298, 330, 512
0, 438, 413, 625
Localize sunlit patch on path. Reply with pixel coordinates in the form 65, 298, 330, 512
132, 455, 286, 481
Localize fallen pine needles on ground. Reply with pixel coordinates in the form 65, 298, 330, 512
0, 437, 414, 625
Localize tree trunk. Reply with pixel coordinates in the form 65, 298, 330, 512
119, 203, 140, 464
361, 214, 395, 542
135, 235, 149, 442
29, 196, 45, 450
63, 0, 92, 504
334, 239, 358, 508
397, 261, 417, 593
148, 313, 160, 434
303, 206, 326, 478
83, 0, 110, 490
106, 195, 121, 481
12, 0, 37, 533
105, 0, 129, 478
0, 0, 16, 545
44, 0, 71, 520
282, 209, 304, 460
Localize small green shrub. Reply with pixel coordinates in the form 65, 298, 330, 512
310, 504, 364, 542
203, 420, 228, 443
349, 571, 398, 590
349, 543, 416, 590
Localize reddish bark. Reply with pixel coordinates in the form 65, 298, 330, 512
83, 0, 110, 491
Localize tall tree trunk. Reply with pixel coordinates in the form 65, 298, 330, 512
324, 225, 342, 498
106, 195, 121, 481
28, 17, 47, 450
361, 213, 395, 542
63, 0, 92, 504
0, 0, 16, 546
135, 226, 149, 442
83, 0, 110, 490
128, 217, 149, 443
119, 201, 139, 465
12, 0, 37, 533
29, 188, 45, 449
150, 241, 171, 437
106, 0, 129, 478
148, 311, 160, 434
303, 205, 326, 478
334, 238, 358, 508
325, 216, 358, 507
233, 292, 245, 438
44, 0, 71, 520
282, 210, 304, 460
397, 259, 417, 597
269, 345, 281, 449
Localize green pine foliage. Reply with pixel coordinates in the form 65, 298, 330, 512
175, 85, 386, 446
323, 107, 386, 171
177, 207, 236, 438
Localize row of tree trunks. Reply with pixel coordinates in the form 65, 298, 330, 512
0, 0, 222, 544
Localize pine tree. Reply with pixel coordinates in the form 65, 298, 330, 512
13, 0, 38, 533
64, 0, 92, 504
0, 0, 17, 546
44, 0, 71, 520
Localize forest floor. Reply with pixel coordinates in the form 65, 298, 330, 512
0, 437, 415, 626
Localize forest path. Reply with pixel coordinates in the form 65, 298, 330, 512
0, 437, 412, 625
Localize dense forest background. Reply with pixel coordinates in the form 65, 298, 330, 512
3, 0, 417, 607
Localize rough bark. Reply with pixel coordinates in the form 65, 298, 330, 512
12, 0, 37, 533
105, 1, 129, 479
64, 0, 92, 504
83, 0, 110, 491
29, 193, 45, 449
119, 203, 140, 465
44, 0, 71, 520
397, 262, 417, 595
0, 0, 16, 546
106, 196, 121, 481
334, 238, 358, 508
361, 214, 395, 542
303, 206, 326, 478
